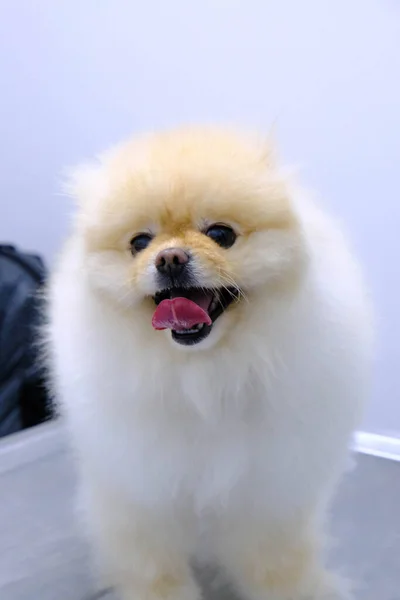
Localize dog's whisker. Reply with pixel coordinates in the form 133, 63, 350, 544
218, 273, 249, 304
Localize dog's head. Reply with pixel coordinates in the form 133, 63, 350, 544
70, 128, 307, 348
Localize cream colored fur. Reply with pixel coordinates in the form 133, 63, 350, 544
46, 127, 372, 600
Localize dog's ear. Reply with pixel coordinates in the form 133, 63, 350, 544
61, 159, 108, 210
260, 120, 280, 168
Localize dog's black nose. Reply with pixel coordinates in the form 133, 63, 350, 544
155, 248, 190, 279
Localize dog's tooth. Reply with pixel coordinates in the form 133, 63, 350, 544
174, 324, 205, 335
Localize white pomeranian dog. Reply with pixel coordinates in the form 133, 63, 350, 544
47, 127, 372, 600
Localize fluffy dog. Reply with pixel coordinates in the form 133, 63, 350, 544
47, 127, 372, 600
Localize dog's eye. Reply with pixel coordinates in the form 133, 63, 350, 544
205, 224, 237, 249
130, 233, 153, 255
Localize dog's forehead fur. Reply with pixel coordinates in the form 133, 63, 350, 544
72, 128, 298, 247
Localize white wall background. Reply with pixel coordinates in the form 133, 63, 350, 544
0, 0, 399, 436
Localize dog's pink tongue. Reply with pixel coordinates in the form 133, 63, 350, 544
152, 297, 212, 331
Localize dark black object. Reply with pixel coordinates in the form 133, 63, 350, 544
205, 224, 237, 248
0, 244, 51, 438
130, 233, 153, 255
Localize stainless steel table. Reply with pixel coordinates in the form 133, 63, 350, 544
1, 423, 399, 600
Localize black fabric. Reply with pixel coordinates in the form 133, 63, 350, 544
0, 245, 51, 438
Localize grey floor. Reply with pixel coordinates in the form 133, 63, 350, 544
0, 424, 399, 600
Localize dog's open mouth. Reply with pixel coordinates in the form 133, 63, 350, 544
152, 287, 239, 345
